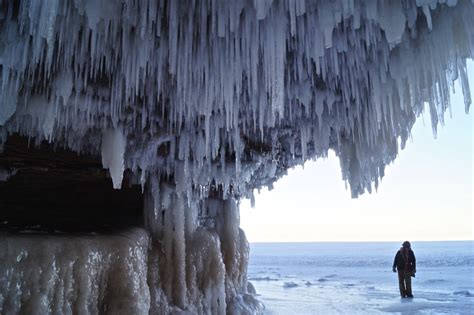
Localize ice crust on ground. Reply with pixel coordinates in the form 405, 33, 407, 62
248, 242, 474, 314
0, 0, 473, 314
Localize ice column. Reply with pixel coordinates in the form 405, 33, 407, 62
143, 182, 263, 314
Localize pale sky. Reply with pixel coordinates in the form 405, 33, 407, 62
240, 60, 473, 243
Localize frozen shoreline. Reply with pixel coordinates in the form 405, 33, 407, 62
248, 241, 474, 314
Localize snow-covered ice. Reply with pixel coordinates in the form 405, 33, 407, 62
248, 241, 474, 314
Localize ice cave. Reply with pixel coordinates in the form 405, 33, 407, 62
0, 0, 472, 314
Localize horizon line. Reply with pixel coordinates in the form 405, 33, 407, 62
249, 239, 474, 244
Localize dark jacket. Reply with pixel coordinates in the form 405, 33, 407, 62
393, 248, 416, 271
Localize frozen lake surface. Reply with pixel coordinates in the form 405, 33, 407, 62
248, 241, 473, 314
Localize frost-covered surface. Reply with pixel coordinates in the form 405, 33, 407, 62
0, 228, 151, 315
0, 0, 473, 314
0, 215, 262, 315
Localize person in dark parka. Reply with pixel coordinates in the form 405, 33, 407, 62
392, 241, 416, 298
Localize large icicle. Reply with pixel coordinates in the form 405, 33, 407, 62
101, 128, 126, 189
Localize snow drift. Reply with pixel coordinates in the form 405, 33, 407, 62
0, 0, 472, 314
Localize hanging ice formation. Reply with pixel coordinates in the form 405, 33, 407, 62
0, 0, 472, 314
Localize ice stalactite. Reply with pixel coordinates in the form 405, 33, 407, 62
101, 128, 126, 189
0, 0, 473, 314
0, 0, 472, 197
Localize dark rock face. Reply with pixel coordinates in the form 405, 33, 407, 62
0, 135, 144, 233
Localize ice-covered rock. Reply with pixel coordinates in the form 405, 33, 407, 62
0, 0, 473, 314
0, 228, 151, 315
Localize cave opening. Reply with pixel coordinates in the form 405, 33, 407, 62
0, 134, 144, 233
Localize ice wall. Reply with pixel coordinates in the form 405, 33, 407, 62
0, 0, 473, 314
0, 199, 262, 315
0, 228, 151, 314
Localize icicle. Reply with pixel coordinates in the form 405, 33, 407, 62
101, 128, 126, 189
